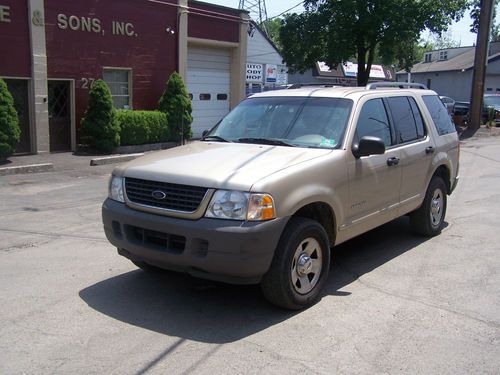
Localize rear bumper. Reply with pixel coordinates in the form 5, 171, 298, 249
102, 199, 289, 284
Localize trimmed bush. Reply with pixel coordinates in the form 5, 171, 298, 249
80, 79, 120, 153
0, 78, 21, 159
158, 71, 192, 142
117, 110, 170, 145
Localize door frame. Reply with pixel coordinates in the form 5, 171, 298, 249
47, 78, 76, 151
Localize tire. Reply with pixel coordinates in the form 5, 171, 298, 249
410, 176, 447, 236
260, 217, 331, 310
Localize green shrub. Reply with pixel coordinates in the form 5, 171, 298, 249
158, 72, 192, 142
0, 78, 21, 158
80, 79, 120, 153
117, 110, 169, 145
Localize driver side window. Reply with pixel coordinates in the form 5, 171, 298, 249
355, 99, 392, 147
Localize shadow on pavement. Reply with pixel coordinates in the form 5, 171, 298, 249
79, 216, 435, 343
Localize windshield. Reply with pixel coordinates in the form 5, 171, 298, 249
484, 96, 500, 107
204, 97, 353, 149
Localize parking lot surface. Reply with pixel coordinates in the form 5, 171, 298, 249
0, 135, 499, 374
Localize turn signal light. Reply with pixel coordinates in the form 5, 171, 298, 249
247, 194, 276, 221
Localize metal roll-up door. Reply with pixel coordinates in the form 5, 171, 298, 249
187, 47, 230, 138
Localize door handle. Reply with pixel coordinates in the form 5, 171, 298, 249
425, 146, 435, 154
386, 156, 400, 166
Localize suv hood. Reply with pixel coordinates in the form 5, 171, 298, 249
116, 141, 332, 191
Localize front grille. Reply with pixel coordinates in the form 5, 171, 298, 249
125, 177, 208, 212
125, 225, 186, 254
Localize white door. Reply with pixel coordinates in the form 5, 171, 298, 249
187, 46, 231, 138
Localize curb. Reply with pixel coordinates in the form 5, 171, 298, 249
0, 163, 54, 176
90, 153, 144, 166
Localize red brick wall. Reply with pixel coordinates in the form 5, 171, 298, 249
44, 0, 178, 137
0, 0, 31, 77
187, 1, 240, 43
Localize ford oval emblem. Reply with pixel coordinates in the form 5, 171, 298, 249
151, 190, 167, 200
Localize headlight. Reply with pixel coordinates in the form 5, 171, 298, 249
205, 190, 275, 221
108, 176, 124, 202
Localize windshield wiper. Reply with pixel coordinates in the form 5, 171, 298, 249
237, 137, 294, 147
202, 135, 229, 142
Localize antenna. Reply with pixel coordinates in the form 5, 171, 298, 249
238, 0, 269, 34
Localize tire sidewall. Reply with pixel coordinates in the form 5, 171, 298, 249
425, 177, 447, 234
280, 219, 331, 307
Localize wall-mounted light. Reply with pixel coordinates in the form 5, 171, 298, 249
165, 26, 175, 35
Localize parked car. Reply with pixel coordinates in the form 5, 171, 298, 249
439, 95, 455, 116
482, 94, 500, 123
102, 82, 460, 310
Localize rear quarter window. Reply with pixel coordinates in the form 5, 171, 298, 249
422, 95, 456, 135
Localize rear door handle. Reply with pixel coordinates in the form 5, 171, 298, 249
425, 146, 435, 154
387, 156, 400, 166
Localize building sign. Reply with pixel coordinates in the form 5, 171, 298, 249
246, 63, 263, 83
265, 64, 277, 83
0, 5, 11, 23
276, 72, 288, 85
56, 14, 138, 37
342, 61, 386, 79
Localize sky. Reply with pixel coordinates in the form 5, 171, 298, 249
205, 0, 499, 47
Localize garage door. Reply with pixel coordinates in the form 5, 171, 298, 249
187, 47, 231, 138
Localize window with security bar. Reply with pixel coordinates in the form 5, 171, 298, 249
103, 69, 131, 109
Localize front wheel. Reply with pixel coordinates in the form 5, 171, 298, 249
261, 217, 330, 310
411, 176, 447, 236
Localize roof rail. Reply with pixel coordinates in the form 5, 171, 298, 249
365, 82, 427, 90
287, 83, 347, 89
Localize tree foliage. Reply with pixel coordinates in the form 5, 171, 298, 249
262, 18, 283, 50
280, 0, 469, 85
0, 78, 21, 159
470, 0, 499, 38
80, 79, 120, 153
158, 72, 192, 142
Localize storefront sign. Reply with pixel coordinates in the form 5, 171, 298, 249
0, 5, 10, 23
32, 10, 44, 26
265, 64, 277, 83
246, 63, 263, 83
276, 72, 288, 85
57, 14, 137, 37
342, 61, 386, 79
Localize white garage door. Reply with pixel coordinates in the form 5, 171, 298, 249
187, 46, 231, 138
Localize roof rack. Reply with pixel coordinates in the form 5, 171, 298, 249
365, 82, 427, 90
287, 83, 347, 89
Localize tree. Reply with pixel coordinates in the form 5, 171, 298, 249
0, 78, 21, 159
262, 18, 283, 50
470, 0, 499, 39
80, 79, 120, 153
280, 0, 469, 86
158, 72, 192, 142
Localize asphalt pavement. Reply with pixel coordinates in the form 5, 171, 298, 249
0, 134, 499, 374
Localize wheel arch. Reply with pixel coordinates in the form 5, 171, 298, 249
433, 164, 451, 194
291, 202, 337, 247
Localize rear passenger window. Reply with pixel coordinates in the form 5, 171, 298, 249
387, 97, 419, 143
422, 95, 456, 135
356, 99, 392, 147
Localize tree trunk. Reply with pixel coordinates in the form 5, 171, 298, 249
357, 43, 369, 86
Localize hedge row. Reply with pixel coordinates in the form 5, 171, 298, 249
117, 110, 169, 146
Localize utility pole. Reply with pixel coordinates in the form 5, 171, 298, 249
238, 0, 269, 34
468, 0, 494, 132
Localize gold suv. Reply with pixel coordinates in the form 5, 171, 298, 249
102, 82, 459, 310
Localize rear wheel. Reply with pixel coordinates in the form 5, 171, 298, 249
411, 176, 447, 236
261, 217, 330, 310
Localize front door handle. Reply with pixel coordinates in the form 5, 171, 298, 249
387, 156, 400, 166
425, 146, 435, 154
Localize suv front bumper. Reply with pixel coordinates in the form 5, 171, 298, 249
102, 199, 289, 284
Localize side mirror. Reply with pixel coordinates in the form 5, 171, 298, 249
202, 130, 209, 138
352, 136, 386, 158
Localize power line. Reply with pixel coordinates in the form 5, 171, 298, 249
268, 1, 305, 20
